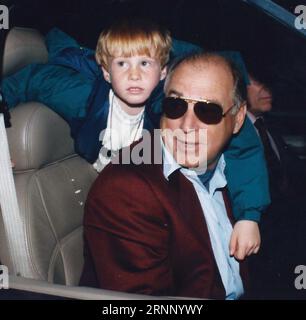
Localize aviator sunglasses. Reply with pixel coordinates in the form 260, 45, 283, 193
162, 96, 236, 124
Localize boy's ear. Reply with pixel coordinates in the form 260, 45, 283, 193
101, 66, 111, 83
160, 66, 167, 81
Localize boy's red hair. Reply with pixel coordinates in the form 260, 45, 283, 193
95, 19, 172, 69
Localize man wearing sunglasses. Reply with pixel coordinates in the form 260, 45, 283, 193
81, 52, 257, 299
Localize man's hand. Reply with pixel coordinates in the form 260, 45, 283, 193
229, 220, 261, 260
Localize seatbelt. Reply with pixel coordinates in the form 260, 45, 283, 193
0, 114, 32, 276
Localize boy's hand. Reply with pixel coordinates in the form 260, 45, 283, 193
229, 220, 261, 260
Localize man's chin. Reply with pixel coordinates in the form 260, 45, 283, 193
258, 101, 272, 113
176, 158, 202, 169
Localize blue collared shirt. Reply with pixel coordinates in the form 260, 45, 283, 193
162, 141, 244, 300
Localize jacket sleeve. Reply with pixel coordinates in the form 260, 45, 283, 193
83, 165, 173, 295
50, 47, 100, 80
224, 117, 271, 222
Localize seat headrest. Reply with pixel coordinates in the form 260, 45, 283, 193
7, 103, 75, 171
2, 27, 48, 77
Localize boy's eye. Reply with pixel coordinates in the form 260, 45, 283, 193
141, 60, 150, 66
117, 61, 126, 67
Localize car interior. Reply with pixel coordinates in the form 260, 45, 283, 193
0, 0, 306, 300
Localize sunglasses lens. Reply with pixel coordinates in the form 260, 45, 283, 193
162, 97, 187, 119
194, 102, 223, 124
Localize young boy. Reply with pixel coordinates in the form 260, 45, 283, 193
92, 19, 170, 171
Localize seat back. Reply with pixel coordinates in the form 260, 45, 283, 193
0, 28, 97, 285
2, 27, 48, 77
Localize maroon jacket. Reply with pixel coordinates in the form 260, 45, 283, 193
80, 143, 247, 299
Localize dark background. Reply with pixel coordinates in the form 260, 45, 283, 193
3, 0, 306, 156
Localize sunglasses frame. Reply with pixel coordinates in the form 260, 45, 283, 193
162, 96, 237, 124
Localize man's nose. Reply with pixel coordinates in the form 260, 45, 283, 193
129, 66, 141, 80
180, 104, 198, 133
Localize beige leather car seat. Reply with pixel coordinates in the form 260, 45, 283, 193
0, 28, 97, 286
2, 27, 48, 76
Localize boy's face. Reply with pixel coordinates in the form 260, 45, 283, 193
102, 54, 167, 111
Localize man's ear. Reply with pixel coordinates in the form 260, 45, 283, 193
102, 66, 111, 83
160, 66, 167, 81
233, 102, 247, 134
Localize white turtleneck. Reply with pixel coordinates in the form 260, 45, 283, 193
93, 90, 144, 172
